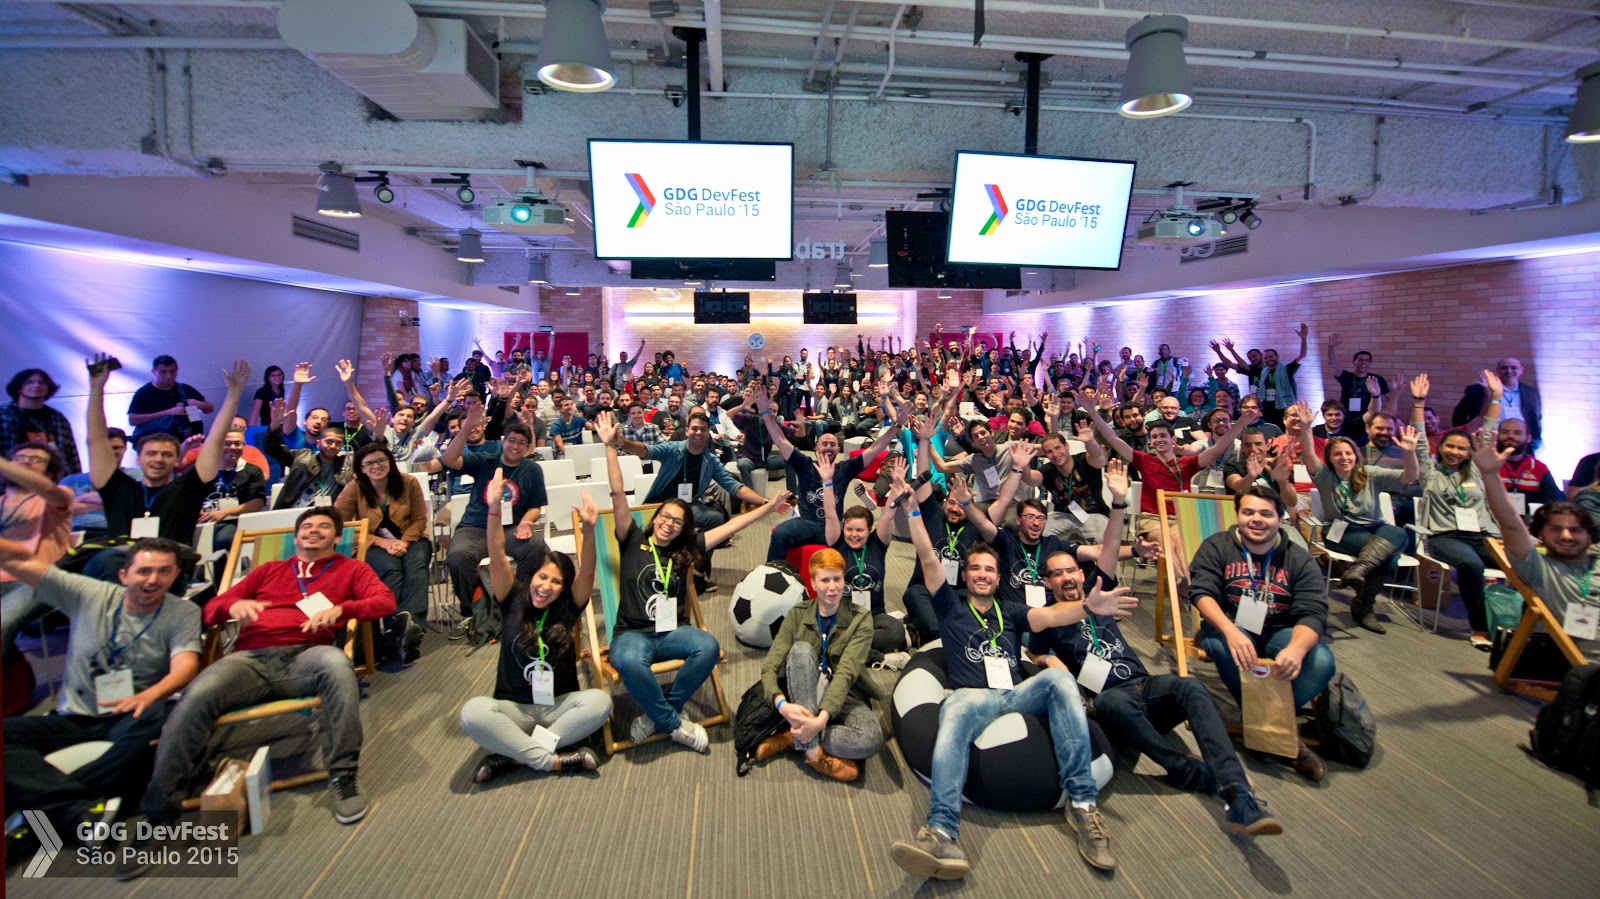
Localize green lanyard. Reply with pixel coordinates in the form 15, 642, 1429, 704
535, 607, 550, 661
946, 525, 964, 556
647, 538, 673, 594
1581, 566, 1592, 602
1086, 612, 1102, 655
966, 597, 1003, 651
1454, 478, 1470, 504
1336, 478, 1353, 514
1023, 542, 1041, 580
851, 545, 868, 579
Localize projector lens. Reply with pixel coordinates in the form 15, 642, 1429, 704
510, 204, 533, 223
1185, 217, 1205, 236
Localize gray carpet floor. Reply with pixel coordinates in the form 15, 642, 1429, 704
9, 498, 1600, 898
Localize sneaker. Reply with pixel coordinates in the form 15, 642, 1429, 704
474, 753, 522, 784
629, 716, 658, 744
805, 749, 859, 782
554, 747, 600, 772
401, 614, 425, 662
878, 651, 911, 671
755, 732, 794, 762
1223, 788, 1284, 837
670, 720, 709, 753
447, 619, 473, 642
329, 771, 368, 824
889, 827, 970, 880
113, 826, 167, 881
1065, 804, 1117, 871
1292, 744, 1327, 782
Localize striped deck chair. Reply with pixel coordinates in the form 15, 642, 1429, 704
1153, 491, 1236, 677
181, 520, 375, 806
577, 504, 731, 754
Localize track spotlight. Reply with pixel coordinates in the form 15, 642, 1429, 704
537, 0, 617, 93
868, 237, 888, 268
1566, 62, 1600, 143
374, 182, 395, 204
432, 174, 476, 205
1219, 207, 1239, 225
1240, 208, 1262, 230
315, 162, 361, 218
527, 256, 548, 284
1119, 15, 1193, 119
456, 228, 485, 263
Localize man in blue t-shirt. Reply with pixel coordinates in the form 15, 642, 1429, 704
888, 492, 1135, 881
548, 396, 588, 456
441, 407, 547, 631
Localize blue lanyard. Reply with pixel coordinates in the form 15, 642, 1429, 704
106, 602, 162, 669
816, 611, 837, 677
140, 481, 167, 512
1242, 546, 1273, 598
297, 559, 334, 599
0, 494, 35, 531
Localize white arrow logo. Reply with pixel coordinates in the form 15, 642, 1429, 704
22, 810, 60, 878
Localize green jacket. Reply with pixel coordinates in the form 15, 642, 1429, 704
761, 598, 883, 719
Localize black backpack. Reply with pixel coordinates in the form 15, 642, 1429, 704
1529, 663, 1600, 790
1313, 672, 1377, 768
732, 680, 786, 777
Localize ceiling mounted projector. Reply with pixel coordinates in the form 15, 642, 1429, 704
1135, 210, 1227, 246
483, 195, 574, 234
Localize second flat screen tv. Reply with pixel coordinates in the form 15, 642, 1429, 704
589, 140, 794, 260
945, 151, 1136, 270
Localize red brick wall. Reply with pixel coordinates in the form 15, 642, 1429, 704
474, 286, 605, 367
357, 296, 420, 402
916, 251, 1600, 480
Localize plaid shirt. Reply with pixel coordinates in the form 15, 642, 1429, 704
0, 403, 81, 475
622, 421, 665, 445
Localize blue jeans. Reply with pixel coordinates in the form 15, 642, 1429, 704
1198, 625, 1337, 709
609, 626, 721, 733
927, 669, 1096, 840
766, 516, 826, 564
737, 454, 795, 496
1325, 522, 1408, 576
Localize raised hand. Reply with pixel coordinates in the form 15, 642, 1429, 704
380, 351, 394, 373
1482, 369, 1503, 401
593, 410, 618, 446
1365, 374, 1380, 396
336, 359, 356, 383
1270, 448, 1292, 480
914, 413, 939, 443
1246, 449, 1267, 481
1327, 332, 1341, 350
816, 454, 836, 485
269, 398, 288, 430
577, 490, 599, 527
1395, 425, 1421, 454
1084, 583, 1138, 619
294, 362, 316, 384
85, 352, 116, 389
1222, 337, 1235, 351
371, 405, 390, 432
222, 359, 251, 391
887, 455, 909, 489
1409, 373, 1429, 400
1104, 457, 1129, 504
1238, 405, 1261, 426
1290, 401, 1314, 430
767, 491, 795, 516
1008, 439, 1039, 469
462, 399, 486, 433
1295, 322, 1309, 340
948, 473, 972, 506
1471, 427, 1512, 475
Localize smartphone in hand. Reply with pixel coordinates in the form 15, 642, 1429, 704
88, 356, 123, 377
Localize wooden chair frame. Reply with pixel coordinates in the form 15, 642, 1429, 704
575, 504, 731, 754
1153, 491, 1237, 677
181, 520, 375, 807
1485, 538, 1589, 702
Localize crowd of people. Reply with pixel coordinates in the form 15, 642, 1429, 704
2, 323, 1596, 883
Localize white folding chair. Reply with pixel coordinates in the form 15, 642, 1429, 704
538, 457, 579, 486
1307, 492, 1358, 598
268, 482, 284, 507
541, 483, 589, 555
564, 442, 608, 472
631, 469, 659, 499
590, 454, 644, 486
533, 446, 554, 461
1401, 496, 1505, 634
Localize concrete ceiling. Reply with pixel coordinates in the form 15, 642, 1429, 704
0, 0, 1596, 309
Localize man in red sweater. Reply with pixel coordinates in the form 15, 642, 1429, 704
117, 506, 393, 881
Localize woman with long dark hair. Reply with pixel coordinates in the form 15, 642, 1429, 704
333, 443, 430, 661
1410, 372, 1504, 650
250, 366, 285, 427
460, 469, 610, 781
593, 411, 794, 752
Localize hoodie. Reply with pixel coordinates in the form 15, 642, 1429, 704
204, 554, 396, 652
1188, 526, 1328, 638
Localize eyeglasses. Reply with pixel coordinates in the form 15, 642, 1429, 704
501, 437, 530, 448
10, 454, 51, 466
1019, 513, 1048, 523
656, 514, 685, 528
360, 459, 390, 471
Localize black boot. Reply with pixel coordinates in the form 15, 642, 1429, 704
1338, 538, 1398, 589
1350, 571, 1387, 634
554, 747, 600, 772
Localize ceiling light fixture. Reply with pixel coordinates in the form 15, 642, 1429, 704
527, 256, 548, 284
315, 162, 361, 218
432, 174, 476, 204
937, 288, 952, 299
1566, 61, 1600, 143
834, 262, 853, 288
1119, 14, 1193, 119
868, 237, 888, 268
536, 0, 617, 93
1240, 207, 1262, 230
456, 228, 485, 263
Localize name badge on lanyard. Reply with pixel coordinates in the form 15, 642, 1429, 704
1236, 588, 1269, 634
130, 515, 161, 538
1454, 507, 1481, 532
982, 466, 1000, 489
1078, 653, 1113, 694
1565, 603, 1598, 641
1024, 584, 1046, 608
942, 559, 960, 586
94, 668, 134, 709
677, 482, 694, 502
984, 655, 1013, 691
528, 660, 556, 706
652, 592, 677, 632
851, 590, 870, 609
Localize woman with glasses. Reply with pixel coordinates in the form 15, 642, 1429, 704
334, 444, 430, 663
593, 411, 794, 752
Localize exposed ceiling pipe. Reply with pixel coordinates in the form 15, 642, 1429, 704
824, 4, 862, 87
0, 35, 290, 49
872, 5, 907, 101
800, 0, 837, 88
5, 0, 1593, 57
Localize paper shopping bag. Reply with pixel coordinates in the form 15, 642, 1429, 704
1240, 662, 1299, 758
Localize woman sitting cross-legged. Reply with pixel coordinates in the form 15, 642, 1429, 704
753, 547, 886, 781
593, 411, 795, 752
459, 469, 612, 782
333, 443, 430, 662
